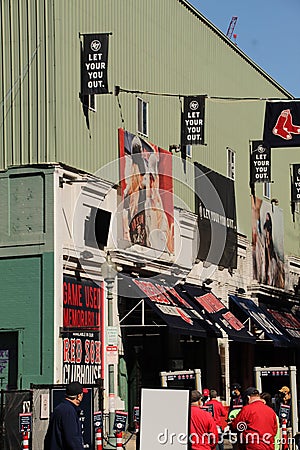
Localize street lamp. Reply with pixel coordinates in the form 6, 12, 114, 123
101, 252, 117, 448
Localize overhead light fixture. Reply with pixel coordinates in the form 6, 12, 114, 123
237, 287, 246, 295
203, 278, 213, 285
169, 144, 181, 153
80, 250, 94, 260
271, 198, 279, 206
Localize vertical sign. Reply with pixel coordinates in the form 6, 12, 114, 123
181, 96, 205, 145
81, 33, 110, 95
250, 141, 271, 183
291, 164, 300, 202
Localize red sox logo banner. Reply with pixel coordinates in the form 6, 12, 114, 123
263, 102, 300, 147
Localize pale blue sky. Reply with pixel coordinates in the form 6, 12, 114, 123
189, 0, 300, 98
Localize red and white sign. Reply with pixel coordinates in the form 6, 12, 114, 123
106, 345, 118, 364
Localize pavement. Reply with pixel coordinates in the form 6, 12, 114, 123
123, 433, 233, 449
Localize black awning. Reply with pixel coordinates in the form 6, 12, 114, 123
181, 284, 255, 343
118, 274, 208, 337
259, 304, 300, 347
229, 295, 290, 347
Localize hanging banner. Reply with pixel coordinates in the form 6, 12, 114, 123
291, 164, 300, 203
195, 163, 237, 269
81, 33, 110, 95
251, 196, 285, 288
250, 141, 271, 183
119, 129, 174, 254
263, 101, 300, 148
62, 330, 101, 384
181, 96, 205, 145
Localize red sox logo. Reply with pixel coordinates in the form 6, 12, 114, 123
273, 109, 300, 140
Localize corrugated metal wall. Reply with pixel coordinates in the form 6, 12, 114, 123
1, 0, 299, 249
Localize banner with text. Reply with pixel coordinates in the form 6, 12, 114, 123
250, 141, 271, 184
195, 162, 237, 269
63, 275, 103, 329
62, 330, 101, 384
81, 33, 109, 95
263, 101, 300, 148
291, 164, 300, 203
181, 96, 205, 146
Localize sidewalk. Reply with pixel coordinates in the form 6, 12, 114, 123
123, 434, 233, 449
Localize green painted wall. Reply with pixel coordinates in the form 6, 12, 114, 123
0, 166, 55, 387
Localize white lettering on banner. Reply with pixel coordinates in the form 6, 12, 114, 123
198, 205, 235, 229
156, 304, 193, 325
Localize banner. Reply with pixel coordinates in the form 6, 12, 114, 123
62, 330, 101, 384
81, 33, 110, 95
63, 275, 103, 329
119, 129, 174, 254
181, 96, 205, 145
291, 164, 300, 202
263, 101, 300, 147
195, 163, 237, 269
251, 196, 285, 288
250, 141, 271, 183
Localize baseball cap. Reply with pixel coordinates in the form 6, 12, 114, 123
232, 383, 241, 390
279, 386, 290, 394
66, 381, 88, 396
202, 388, 210, 396
244, 386, 259, 397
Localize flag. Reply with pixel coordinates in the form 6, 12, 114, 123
81, 33, 110, 95
181, 96, 205, 146
263, 101, 300, 148
291, 164, 300, 203
250, 141, 271, 183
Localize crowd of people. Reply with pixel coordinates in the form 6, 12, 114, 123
189, 384, 294, 450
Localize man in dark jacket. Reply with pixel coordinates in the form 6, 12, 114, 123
44, 381, 88, 450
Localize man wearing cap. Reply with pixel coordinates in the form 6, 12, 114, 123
44, 381, 88, 450
190, 390, 219, 450
205, 390, 227, 450
230, 387, 278, 450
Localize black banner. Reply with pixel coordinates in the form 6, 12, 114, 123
250, 141, 271, 183
195, 163, 237, 269
81, 33, 109, 95
263, 101, 300, 147
291, 164, 300, 202
181, 96, 205, 145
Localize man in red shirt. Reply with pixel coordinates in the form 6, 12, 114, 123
205, 390, 227, 450
190, 390, 219, 450
230, 387, 278, 450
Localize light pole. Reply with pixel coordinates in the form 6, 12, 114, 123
101, 252, 117, 448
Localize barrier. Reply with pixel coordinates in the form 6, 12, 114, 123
115, 430, 123, 449
282, 419, 288, 450
95, 427, 103, 450
22, 431, 29, 450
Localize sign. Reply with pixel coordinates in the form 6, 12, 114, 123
202, 404, 214, 417
106, 326, 118, 345
106, 345, 118, 364
279, 403, 291, 421
195, 162, 237, 269
63, 275, 103, 329
291, 164, 300, 203
62, 330, 101, 384
113, 410, 128, 431
181, 96, 205, 145
94, 411, 103, 429
119, 129, 174, 254
250, 141, 271, 183
19, 413, 32, 433
81, 33, 110, 95
133, 406, 140, 424
0, 349, 9, 389
263, 101, 300, 148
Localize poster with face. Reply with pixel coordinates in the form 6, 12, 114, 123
119, 129, 174, 254
251, 196, 285, 288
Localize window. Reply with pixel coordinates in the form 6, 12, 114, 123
227, 147, 235, 180
186, 145, 192, 158
263, 182, 271, 199
137, 97, 148, 136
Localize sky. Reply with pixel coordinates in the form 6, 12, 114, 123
189, 0, 300, 98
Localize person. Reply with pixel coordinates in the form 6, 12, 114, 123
260, 392, 280, 450
44, 381, 88, 450
190, 390, 219, 450
205, 390, 227, 450
229, 383, 243, 415
202, 388, 210, 405
230, 387, 278, 450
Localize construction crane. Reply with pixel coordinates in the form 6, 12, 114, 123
226, 16, 238, 40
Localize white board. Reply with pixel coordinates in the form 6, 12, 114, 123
140, 388, 189, 450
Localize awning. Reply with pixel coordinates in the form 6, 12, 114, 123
180, 284, 255, 343
229, 295, 290, 347
118, 274, 212, 337
259, 304, 300, 347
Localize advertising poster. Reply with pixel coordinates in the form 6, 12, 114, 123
181, 96, 205, 146
119, 129, 174, 254
250, 141, 271, 184
263, 101, 300, 148
81, 33, 110, 95
251, 196, 285, 288
62, 330, 101, 384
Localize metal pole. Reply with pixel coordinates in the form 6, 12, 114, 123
105, 277, 115, 448
290, 365, 298, 435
